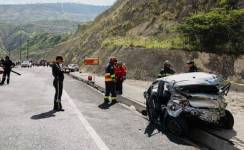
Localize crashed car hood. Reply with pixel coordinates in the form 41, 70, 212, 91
189, 94, 225, 109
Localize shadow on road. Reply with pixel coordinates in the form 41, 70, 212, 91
144, 122, 195, 146
144, 122, 161, 137
31, 110, 57, 120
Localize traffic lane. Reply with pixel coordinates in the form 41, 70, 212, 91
0, 67, 99, 150
64, 75, 199, 150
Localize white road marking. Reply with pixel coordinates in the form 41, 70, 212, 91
63, 90, 110, 150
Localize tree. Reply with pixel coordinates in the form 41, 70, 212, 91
177, 7, 244, 54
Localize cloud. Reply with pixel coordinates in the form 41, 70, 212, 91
0, 0, 116, 6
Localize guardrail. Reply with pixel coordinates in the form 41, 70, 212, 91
230, 81, 244, 92
68, 73, 241, 150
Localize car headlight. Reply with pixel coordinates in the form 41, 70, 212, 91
168, 101, 181, 111
179, 100, 190, 107
171, 94, 190, 107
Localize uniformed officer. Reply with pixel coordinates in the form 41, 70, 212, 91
104, 57, 117, 104
187, 60, 199, 72
158, 60, 176, 78
0, 56, 14, 85
52, 56, 65, 111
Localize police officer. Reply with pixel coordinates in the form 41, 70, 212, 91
0, 56, 14, 85
52, 56, 65, 111
158, 60, 176, 78
104, 57, 117, 104
187, 60, 199, 72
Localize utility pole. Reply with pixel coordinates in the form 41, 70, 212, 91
8, 49, 11, 58
20, 36, 22, 62
26, 40, 29, 60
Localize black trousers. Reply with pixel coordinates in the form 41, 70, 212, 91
53, 79, 63, 110
105, 81, 116, 101
116, 80, 123, 95
1, 70, 11, 84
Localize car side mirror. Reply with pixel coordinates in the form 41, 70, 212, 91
144, 91, 148, 99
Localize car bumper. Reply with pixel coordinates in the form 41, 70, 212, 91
183, 107, 225, 123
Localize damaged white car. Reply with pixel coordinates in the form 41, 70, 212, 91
144, 72, 234, 137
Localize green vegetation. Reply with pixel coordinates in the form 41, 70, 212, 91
177, 0, 244, 54
102, 36, 185, 49
0, 22, 70, 59
29, 33, 68, 49
0, 3, 109, 58
19, 33, 69, 55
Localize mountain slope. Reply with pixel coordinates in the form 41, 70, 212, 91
0, 3, 109, 24
18, 0, 244, 80
0, 3, 109, 57
50, 0, 222, 59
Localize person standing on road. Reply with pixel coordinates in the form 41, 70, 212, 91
158, 60, 176, 78
52, 56, 65, 111
0, 56, 14, 85
115, 61, 126, 95
187, 60, 199, 73
104, 57, 117, 104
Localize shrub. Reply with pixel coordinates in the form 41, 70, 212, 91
177, 8, 244, 54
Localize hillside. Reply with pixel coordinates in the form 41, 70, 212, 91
0, 3, 108, 24
0, 3, 109, 58
0, 22, 69, 59
0, 3, 109, 34
15, 0, 244, 81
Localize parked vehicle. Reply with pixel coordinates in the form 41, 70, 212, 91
63, 66, 70, 73
68, 64, 79, 72
39, 60, 48, 66
144, 72, 234, 137
21, 61, 32, 68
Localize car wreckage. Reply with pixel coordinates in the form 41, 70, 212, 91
144, 72, 234, 136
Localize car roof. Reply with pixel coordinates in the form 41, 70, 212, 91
157, 72, 220, 86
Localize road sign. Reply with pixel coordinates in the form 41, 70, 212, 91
84, 58, 99, 65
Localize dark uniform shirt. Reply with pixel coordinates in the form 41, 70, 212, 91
2, 59, 13, 72
188, 65, 198, 73
158, 66, 176, 78
52, 63, 64, 80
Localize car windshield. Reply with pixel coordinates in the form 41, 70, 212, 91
177, 85, 219, 94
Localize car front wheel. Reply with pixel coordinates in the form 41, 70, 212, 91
220, 110, 234, 129
164, 113, 189, 137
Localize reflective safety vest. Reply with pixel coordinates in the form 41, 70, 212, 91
105, 73, 115, 82
105, 63, 115, 82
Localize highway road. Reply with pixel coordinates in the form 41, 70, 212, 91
0, 67, 200, 150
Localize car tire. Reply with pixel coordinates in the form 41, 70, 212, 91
164, 113, 189, 137
146, 96, 160, 124
220, 110, 234, 129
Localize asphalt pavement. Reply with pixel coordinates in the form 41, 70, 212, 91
0, 67, 199, 150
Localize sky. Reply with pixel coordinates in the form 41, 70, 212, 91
0, 0, 116, 6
